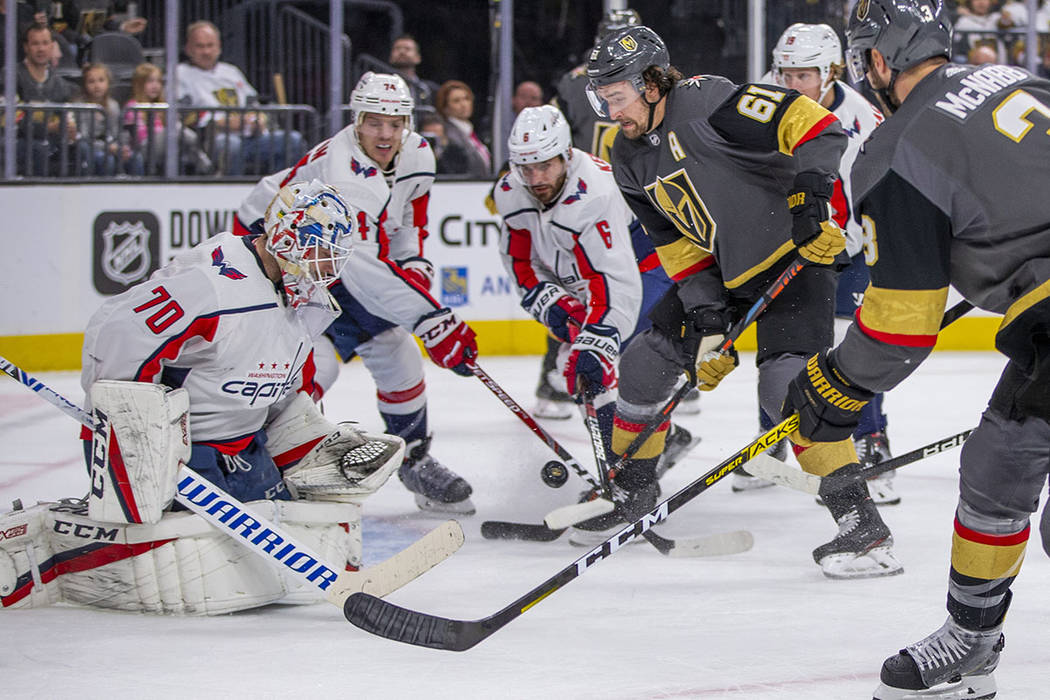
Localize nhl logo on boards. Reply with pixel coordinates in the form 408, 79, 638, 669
93, 212, 161, 295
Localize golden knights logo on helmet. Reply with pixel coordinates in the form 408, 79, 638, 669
857, 0, 870, 20
619, 35, 638, 52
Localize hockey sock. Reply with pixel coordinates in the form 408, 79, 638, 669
382, 405, 427, 444
948, 502, 1028, 630
853, 392, 887, 437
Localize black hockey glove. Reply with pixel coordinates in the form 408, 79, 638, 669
787, 171, 845, 266
783, 351, 874, 444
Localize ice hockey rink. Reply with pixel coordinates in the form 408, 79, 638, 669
3, 352, 1048, 699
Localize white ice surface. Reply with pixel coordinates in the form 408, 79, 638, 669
2, 353, 1048, 699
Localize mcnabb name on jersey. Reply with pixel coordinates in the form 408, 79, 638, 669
933, 65, 1028, 121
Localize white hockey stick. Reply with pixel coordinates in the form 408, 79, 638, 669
0, 354, 464, 602
746, 428, 974, 496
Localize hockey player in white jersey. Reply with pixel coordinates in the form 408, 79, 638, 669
741, 23, 896, 500
495, 106, 694, 544
0, 182, 407, 615
237, 73, 479, 515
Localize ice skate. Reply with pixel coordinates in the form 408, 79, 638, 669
568, 481, 659, 547
675, 386, 702, 415
655, 423, 700, 479
813, 497, 902, 579
857, 431, 900, 506
533, 376, 575, 420
398, 435, 475, 515
732, 438, 781, 492
873, 614, 1005, 700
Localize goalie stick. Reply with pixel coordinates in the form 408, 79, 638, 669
512, 256, 810, 536
342, 415, 798, 651
746, 427, 974, 496
0, 354, 463, 603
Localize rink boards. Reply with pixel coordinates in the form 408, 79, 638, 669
0, 181, 1000, 370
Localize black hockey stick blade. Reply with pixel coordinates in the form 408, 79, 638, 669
480, 520, 565, 541
343, 415, 799, 651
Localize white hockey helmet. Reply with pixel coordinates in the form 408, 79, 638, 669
772, 23, 843, 103
350, 71, 415, 138
263, 180, 355, 309
508, 105, 572, 169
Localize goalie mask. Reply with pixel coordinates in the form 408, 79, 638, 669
772, 23, 842, 104
350, 71, 415, 142
264, 180, 355, 309
585, 25, 669, 120
507, 105, 572, 202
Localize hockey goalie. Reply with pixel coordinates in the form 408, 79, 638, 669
0, 181, 405, 615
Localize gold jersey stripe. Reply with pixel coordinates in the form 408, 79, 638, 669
1000, 278, 1050, 333
722, 240, 796, 289
858, 286, 949, 337
777, 97, 836, 155
951, 532, 1027, 580
655, 238, 712, 280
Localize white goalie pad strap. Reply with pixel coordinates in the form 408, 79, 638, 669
88, 380, 190, 525
264, 391, 338, 468
2, 498, 360, 615
284, 427, 405, 501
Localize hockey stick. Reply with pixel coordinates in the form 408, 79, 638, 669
746, 427, 974, 496
466, 360, 602, 493
0, 355, 464, 602
342, 415, 797, 651
573, 389, 753, 557
743, 299, 976, 494
540, 257, 809, 531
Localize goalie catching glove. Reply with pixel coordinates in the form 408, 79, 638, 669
683, 308, 738, 391
521, 281, 586, 344
788, 171, 845, 266
414, 308, 478, 376
783, 350, 873, 444
565, 324, 619, 398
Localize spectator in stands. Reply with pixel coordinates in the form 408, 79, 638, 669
388, 34, 439, 108
16, 22, 80, 175
511, 80, 544, 115
123, 62, 213, 176
998, 1, 1050, 32
0, 1, 43, 62
48, 0, 146, 56
955, 0, 1008, 63
435, 79, 490, 178
1039, 37, 1050, 79
176, 20, 303, 176
75, 62, 131, 175
968, 44, 1000, 64
419, 111, 470, 175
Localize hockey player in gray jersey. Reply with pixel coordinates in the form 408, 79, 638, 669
585, 25, 902, 578
782, 1, 1050, 697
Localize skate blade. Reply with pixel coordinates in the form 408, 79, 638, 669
872, 673, 996, 700
413, 494, 476, 516
820, 545, 904, 580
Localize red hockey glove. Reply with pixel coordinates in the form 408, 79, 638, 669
414, 308, 477, 377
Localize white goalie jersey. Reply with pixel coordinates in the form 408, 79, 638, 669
81, 232, 324, 443
237, 126, 445, 328
493, 148, 642, 340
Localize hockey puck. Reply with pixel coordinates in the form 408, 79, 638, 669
540, 460, 569, 488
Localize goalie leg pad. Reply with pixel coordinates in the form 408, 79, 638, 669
88, 380, 191, 524
2, 498, 361, 614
